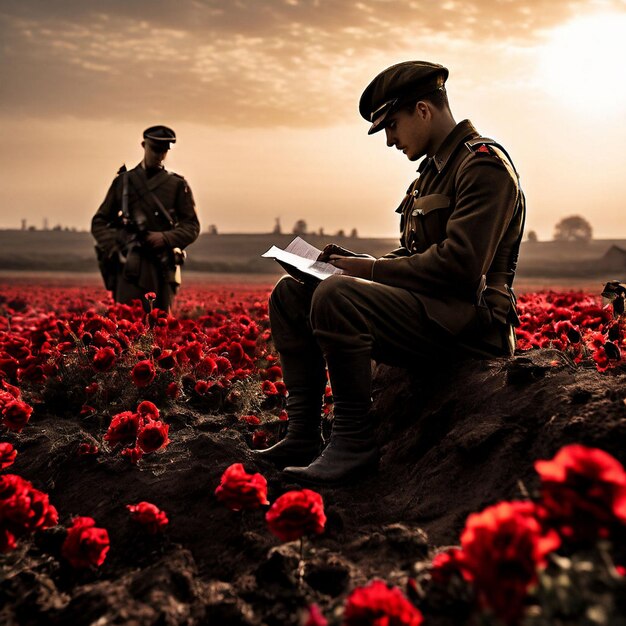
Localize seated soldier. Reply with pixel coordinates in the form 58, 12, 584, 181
253, 61, 526, 485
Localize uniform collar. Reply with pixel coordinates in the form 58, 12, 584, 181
421, 119, 479, 174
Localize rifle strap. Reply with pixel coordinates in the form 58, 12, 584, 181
122, 171, 129, 220
127, 168, 176, 229
147, 189, 175, 229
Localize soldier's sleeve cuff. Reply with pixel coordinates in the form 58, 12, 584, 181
370, 259, 378, 282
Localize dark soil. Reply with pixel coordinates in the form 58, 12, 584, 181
2, 349, 626, 625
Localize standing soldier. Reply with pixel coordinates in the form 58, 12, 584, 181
253, 61, 526, 485
92, 125, 200, 312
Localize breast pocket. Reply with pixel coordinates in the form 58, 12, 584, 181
405, 194, 452, 251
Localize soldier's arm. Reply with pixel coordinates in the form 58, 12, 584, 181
371, 154, 519, 296
91, 176, 124, 255
161, 177, 200, 249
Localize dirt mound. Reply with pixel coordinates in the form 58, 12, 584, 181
2, 350, 625, 625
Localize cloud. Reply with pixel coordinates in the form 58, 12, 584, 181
1, 0, 624, 126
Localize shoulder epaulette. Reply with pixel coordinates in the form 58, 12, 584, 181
465, 137, 519, 181
116, 163, 127, 175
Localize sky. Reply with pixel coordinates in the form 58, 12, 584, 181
1, 0, 625, 240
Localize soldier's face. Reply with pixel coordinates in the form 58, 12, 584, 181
142, 141, 168, 168
384, 105, 430, 161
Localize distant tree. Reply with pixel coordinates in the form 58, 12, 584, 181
336, 229, 345, 237
553, 215, 593, 243
318, 227, 325, 236
349, 228, 358, 238
207, 224, 218, 235
27, 225, 36, 231
273, 218, 282, 235
20, 219, 26, 231
526, 230, 538, 242
293, 219, 307, 236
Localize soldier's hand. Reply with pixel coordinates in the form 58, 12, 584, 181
327, 256, 375, 280
317, 243, 373, 262
145, 231, 167, 250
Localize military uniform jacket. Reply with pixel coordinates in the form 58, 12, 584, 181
91, 163, 200, 257
371, 119, 525, 338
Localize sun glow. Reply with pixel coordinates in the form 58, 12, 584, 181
538, 13, 626, 113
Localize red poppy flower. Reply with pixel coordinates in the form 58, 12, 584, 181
144, 292, 157, 301
157, 350, 176, 370
77, 442, 99, 456
430, 547, 469, 585
92, 346, 117, 372
104, 411, 140, 446
197, 356, 217, 377
0, 474, 58, 551
2, 400, 33, 432
85, 382, 99, 395
460, 501, 560, 626
131, 360, 156, 388
126, 501, 169, 534
535, 444, 626, 543
266, 489, 326, 542
165, 382, 180, 399
0, 442, 17, 469
185, 341, 203, 363
17, 363, 45, 384
215, 463, 269, 512
194, 380, 211, 395
261, 380, 278, 396
343, 579, 423, 626
61, 516, 110, 569
252, 430, 269, 448
136, 401, 160, 421
1, 380, 21, 399
215, 356, 232, 374
121, 445, 144, 464
240, 414, 261, 426
136, 420, 170, 453
304, 604, 328, 626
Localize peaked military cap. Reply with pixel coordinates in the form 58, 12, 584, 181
359, 61, 449, 135
143, 125, 176, 149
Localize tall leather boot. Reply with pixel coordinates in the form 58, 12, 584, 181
282, 352, 379, 485
251, 351, 326, 469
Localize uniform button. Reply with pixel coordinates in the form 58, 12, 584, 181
412, 209, 424, 217
154, 211, 159, 216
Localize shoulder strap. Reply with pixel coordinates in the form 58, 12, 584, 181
463, 137, 527, 293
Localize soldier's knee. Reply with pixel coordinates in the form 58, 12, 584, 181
310, 275, 355, 320
270, 276, 305, 307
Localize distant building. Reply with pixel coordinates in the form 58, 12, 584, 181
601, 245, 626, 270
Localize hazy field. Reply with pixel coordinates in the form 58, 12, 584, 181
0, 230, 624, 282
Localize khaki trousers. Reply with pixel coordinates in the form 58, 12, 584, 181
269, 275, 464, 367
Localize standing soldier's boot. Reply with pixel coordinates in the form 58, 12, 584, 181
252, 352, 326, 469
282, 352, 379, 485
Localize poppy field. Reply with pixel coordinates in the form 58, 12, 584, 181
1, 279, 625, 625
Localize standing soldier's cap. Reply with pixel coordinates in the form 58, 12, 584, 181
359, 61, 449, 135
143, 125, 177, 150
